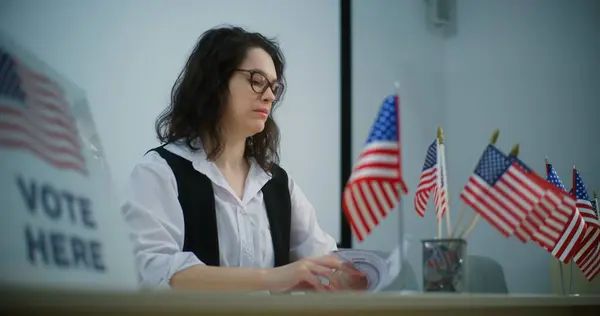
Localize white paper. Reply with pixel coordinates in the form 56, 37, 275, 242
334, 245, 403, 292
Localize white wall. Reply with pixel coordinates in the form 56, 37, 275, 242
352, 0, 447, 289
0, 0, 342, 241
353, 0, 600, 293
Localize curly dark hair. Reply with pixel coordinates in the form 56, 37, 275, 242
155, 25, 286, 172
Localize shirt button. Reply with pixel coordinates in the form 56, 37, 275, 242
239, 207, 247, 215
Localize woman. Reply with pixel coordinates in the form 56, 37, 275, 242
122, 26, 367, 293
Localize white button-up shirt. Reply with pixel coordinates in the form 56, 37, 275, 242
121, 141, 337, 287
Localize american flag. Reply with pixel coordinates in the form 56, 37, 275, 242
578, 246, 600, 281
413, 138, 447, 221
506, 157, 554, 243
459, 145, 545, 237
414, 139, 438, 217
524, 161, 586, 263
571, 167, 600, 281
572, 168, 599, 231
509, 159, 586, 262
574, 222, 600, 281
539, 163, 570, 247
589, 197, 600, 281
512, 189, 557, 243
342, 95, 407, 242
530, 184, 586, 263
0, 49, 86, 175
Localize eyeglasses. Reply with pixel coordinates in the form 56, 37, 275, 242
235, 69, 284, 102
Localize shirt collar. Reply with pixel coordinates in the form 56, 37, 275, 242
166, 139, 272, 204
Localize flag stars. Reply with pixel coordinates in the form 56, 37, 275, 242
475, 145, 511, 185
366, 96, 398, 143
422, 140, 437, 170
546, 164, 566, 191
574, 170, 590, 200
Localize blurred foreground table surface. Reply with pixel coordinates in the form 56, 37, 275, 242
1, 286, 599, 316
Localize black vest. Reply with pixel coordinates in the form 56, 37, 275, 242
149, 146, 291, 267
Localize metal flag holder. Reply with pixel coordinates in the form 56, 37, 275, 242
393, 80, 409, 288
558, 260, 579, 296
569, 262, 578, 296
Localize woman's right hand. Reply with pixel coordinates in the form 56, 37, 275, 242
262, 254, 364, 293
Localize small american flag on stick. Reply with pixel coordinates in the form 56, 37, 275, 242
414, 136, 448, 223
528, 161, 587, 263
485, 155, 586, 263
572, 168, 600, 231
512, 159, 567, 244
459, 144, 546, 237
342, 95, 407, 242
414, 139, 439, 217
571, 167, 600, 281
0, 48, 87, 175
530, 184, 585, 263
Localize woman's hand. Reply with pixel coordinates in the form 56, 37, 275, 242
262, 254, 364, 293
328, 269, 369, 291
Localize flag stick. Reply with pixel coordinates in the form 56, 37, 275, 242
438, 126, 451, 237
394, 83, 409, 274
450, 203, 467, 238
546, 155, 565, 295
569, 262, 574, 295
594, 190, 599, 220
559, 262, 566, 296
458, 212, 476, 239
437, 215, 442, 239
569, 164, 576, 295
463, 215, 480, 239
435, 133, 442, 239
592, 189, 600, 288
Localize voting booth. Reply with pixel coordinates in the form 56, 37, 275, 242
0, 32, 138, 291
0, 31, 598, 316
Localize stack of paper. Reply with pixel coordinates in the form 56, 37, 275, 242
333, 246, 401, 292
